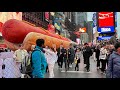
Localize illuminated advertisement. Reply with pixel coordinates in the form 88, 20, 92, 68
48, 24, 55, 33
45, 12, 49, 21
79, 28, 86, 33
115, 12, 117, 27
97, 36, 112, 40
76, 38, 81, 44
98, 12, 115, 33
98, 26, 114, 33
92, 13, 97, 27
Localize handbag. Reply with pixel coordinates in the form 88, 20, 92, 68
74, 58, 78, 64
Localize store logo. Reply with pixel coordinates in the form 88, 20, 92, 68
101, 28, 111, 32
99, 12, 113, 19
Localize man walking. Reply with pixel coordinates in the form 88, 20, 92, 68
84, 43, 92, 72
57, 44, 65, 69
68, 44, 75, 68
31, 39, 47, 78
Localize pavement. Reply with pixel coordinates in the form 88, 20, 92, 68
45, 54, 106, 78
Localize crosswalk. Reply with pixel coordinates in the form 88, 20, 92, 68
61, 70, 92, 73
45, 53, 106, 78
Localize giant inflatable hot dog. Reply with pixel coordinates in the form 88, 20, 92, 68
2, 19, 71, 51
23, 32, 70, 51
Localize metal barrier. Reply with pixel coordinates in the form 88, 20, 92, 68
0, 52, 30, 78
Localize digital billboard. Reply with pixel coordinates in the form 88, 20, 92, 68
97, 36, 112, 40
98, 12, 115, 33
98, 26, 114, 33
79, 28, 86, 33
45, 12, 49, 21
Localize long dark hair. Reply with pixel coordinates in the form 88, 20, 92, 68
51, 47, 56, 52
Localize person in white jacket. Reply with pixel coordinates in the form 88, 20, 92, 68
99, 45, 108, 74
44, 47, 58, 78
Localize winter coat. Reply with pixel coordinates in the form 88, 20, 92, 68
75, 51, 81, 60
31, 46, 47, 78
44, 48, 58, 65
57, 47, 65, 61
83, 46, 92, 58
95, 48, 100, 58
69, 47, 75, 63
99, 48, 107, 60
106, 51, 120, 78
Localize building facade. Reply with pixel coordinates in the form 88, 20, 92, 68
86, 21, 93, 42
22, 12, 49, 29
73, 12, 87, 27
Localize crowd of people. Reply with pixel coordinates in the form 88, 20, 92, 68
0, 38, 120, 78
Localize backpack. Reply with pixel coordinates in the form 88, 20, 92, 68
25, 49, 40, 77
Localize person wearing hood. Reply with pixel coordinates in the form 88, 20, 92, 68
106, 42, 120, 78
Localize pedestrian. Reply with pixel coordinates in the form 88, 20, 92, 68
82, 46, 87, 67
106, 45, 115, 66
31, 39, 47, 78
45, 46, 49, 73
74, 49, 81, 71
68, 44, 75, 68
83, 43, 92, 72
57, 44, 65, 69
95, 45, 100, 70
106, 42, 120, 78
99, 45, 108, 74
14, 44, 28, 74
63, 47, 70, 71
44, 46, 58, 78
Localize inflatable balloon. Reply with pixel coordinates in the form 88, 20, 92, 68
23, 32, 70, 51
2, 19, 47, 43
4, 40, 20, 50
2, 19, 72, 51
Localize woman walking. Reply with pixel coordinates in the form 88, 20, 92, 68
95, 45, 100, 70
74, 49, 81, 71
44, 47, 58, 78
99, 45, 108, 74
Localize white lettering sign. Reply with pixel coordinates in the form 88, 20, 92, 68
99, 12, 113, 19
101, 28, 111, 32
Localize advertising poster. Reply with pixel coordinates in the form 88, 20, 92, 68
98, 12, 115, 33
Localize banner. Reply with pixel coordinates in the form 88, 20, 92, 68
97, 36, 112, 40
48, 24, 55, 33
98, 26, 114, 33
98, 12, 114, 27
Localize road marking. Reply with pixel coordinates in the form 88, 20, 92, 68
61, 71, 92, 73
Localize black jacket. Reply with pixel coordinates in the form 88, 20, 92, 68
57, 47, 65, 57
95, 48, 100, 58
63, 49, 70, 59
83, 46, 92, 57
